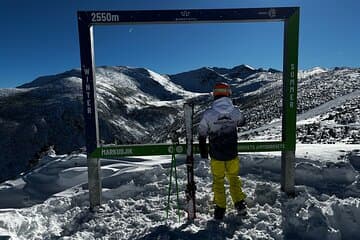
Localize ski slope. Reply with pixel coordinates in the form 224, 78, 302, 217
239, 90, 360, 141
0, 144, 359, 240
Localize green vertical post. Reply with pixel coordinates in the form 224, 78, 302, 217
281, 8, 299, 195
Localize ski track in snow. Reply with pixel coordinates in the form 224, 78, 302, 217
0, 145, 360, 240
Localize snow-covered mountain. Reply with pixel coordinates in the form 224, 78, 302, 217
0, 66, 200, 182
0, 65, 359, 184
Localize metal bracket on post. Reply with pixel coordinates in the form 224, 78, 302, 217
281, 151, 295, 195
88, 157, 102, 209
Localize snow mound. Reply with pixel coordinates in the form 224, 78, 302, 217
283, 191, 360, 240
0, 145, 360, 239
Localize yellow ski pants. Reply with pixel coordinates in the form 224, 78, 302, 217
210, 157, 246, 209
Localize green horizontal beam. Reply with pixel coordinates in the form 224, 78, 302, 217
90, 141, 286, 159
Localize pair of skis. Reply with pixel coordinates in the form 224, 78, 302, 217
184, 103, 196, 220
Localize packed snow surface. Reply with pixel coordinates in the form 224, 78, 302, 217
0, 144, 360, 240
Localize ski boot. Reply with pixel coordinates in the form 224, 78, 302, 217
214, 205, 226, 220
234, 200, 247, 216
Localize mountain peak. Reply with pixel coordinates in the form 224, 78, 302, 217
232, 64, 256, 71
17, 69, 82, 89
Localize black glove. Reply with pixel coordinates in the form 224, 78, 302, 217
198, 136, 208, 159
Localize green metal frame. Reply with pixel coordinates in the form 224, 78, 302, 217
77, 8, 299, 159
78, 7, 300, 208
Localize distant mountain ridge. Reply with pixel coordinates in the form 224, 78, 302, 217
0, 66, 191, 182
0, 64, 359, 183
168, 64, 278, 93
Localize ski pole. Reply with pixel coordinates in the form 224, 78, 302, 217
166, 133, 181, 222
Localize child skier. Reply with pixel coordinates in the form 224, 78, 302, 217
198, 82, 247, 220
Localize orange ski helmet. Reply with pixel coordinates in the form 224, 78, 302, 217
213, 82, 232, 97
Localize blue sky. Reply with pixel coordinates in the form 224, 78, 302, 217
0, 0, 359, 88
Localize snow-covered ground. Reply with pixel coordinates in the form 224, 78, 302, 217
0, 144, 359, 240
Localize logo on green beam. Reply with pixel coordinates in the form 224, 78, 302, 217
167, 145, 184, 154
